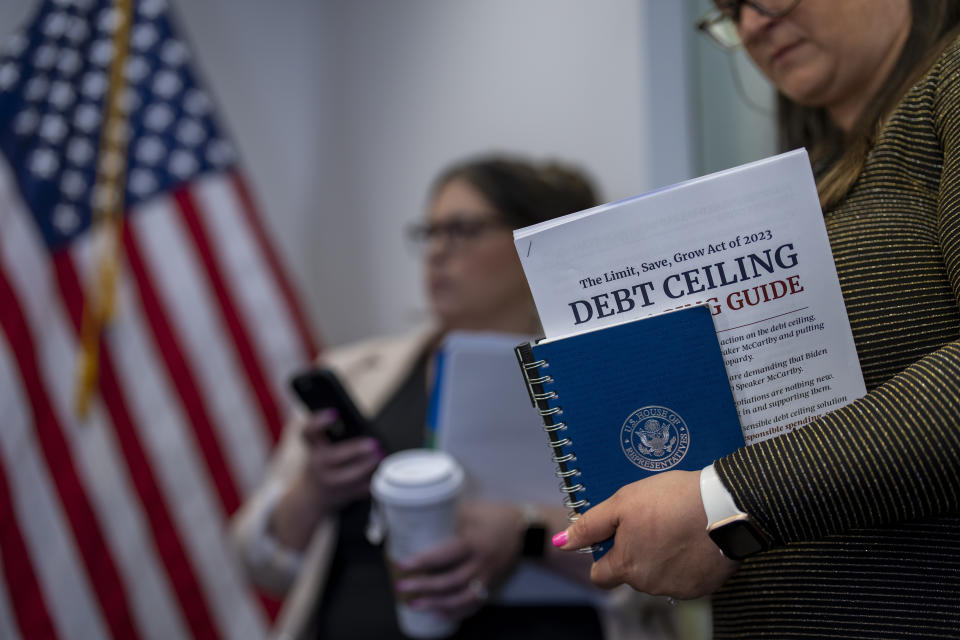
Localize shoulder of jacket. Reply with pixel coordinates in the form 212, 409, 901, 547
318, 325, 439, 417
322, 325, 437, 372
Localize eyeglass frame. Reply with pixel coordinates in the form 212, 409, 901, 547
406, 216, 512, 252
696, 0, 803, 51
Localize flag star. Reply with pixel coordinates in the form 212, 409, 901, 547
4, 32, 28, 57
144, 103, 174, 131
52, 204, 81, 235
136, 136, 167, 165
129, 167, 158, 197
152, 69, 182, 99
57, 49, 82, 76
66, 15, 91, 44
29, 148, 60, 179
74, 103, 101, 133
13, 109, 39, 135
33, 44, 58, 70
67, 137, 95, 166
81, 71, 107, 100
0, 63, 19, 91
206, 139, 235, 167
131, 23, 159, 51
90, 39, 115, 67
169, 149, 198, 178
183, 89, 211, 116
43, 12, 69, 38
26, 76, 50, 101
125, 56, 151, 83
61, 170, 89, 199
161, 40, 189, 67
139, 0, 168, 19
49, 81, 76, 110
176, 119, 206, 147
97, 7, 124, 34
39, 114, 68, 144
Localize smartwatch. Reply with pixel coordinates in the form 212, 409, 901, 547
519, 504, 546, 558
701, 464, 771, 561
706, 513, 771, 561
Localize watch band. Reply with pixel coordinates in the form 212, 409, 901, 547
700, 464, 771, 561
700, 463, 742, 524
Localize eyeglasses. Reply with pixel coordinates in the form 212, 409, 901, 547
406, 217, 510, 252
696, 0, 802, 50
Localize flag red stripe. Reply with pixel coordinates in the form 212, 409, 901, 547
255, 591, 284, 624
120, 223, 241, 516
229, 171, 320, 359
51, 252, 223, 640
173, 186, 285, 444
0, 268, 140, 640
0, 452, 60, 640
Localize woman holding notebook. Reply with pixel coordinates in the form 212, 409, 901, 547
554, 1, 960, 638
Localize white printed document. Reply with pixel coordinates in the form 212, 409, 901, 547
514, 149, 866, 444
432, 331, 601, 604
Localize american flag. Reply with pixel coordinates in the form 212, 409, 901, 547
0, 0, 319, 638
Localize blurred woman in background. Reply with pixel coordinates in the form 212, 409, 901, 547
232, 154, 680, 639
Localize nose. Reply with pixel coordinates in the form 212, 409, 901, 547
425, 233, 453, 264
737, 4, 775, 46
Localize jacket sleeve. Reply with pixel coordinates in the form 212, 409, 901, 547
714, 42, 960, 546
229, 416, 337, 595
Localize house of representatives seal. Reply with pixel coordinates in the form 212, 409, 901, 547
620, 405, 690, 471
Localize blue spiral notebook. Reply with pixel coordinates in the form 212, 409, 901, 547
515, 304, 744, 559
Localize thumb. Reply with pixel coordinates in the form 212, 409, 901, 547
551, 499, 618, 551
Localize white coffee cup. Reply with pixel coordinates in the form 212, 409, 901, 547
371, 449, 465, 639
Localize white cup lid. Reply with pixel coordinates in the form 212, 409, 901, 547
372, 449, 464, 507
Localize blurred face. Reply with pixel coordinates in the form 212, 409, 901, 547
736, 0, 911, 130
423, 177, 535, 333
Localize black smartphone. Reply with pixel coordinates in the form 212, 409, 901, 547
289, 367, 372, 442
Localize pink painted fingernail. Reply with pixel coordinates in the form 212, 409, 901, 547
552, 530, 568, 547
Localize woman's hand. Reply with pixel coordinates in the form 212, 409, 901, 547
270, 410, 382, 550
296, 409, 382, 512
392, 502, 526, 620
554, 470, 739, 600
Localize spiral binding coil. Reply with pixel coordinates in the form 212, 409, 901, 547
515, 343, 598, 555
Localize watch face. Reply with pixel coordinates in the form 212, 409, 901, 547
522, 524, 547, 558
708, 517, 768, 561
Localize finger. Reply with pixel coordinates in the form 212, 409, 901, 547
395, 560, 475, 602
316, 436, 381, 468
300, 409, 340, 445
590, 549, 627, 590
396, 537, 470, 576
552, 497, 618, 551
322, 451, 380, 488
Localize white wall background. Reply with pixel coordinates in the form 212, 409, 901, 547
1, 1, 732, 347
